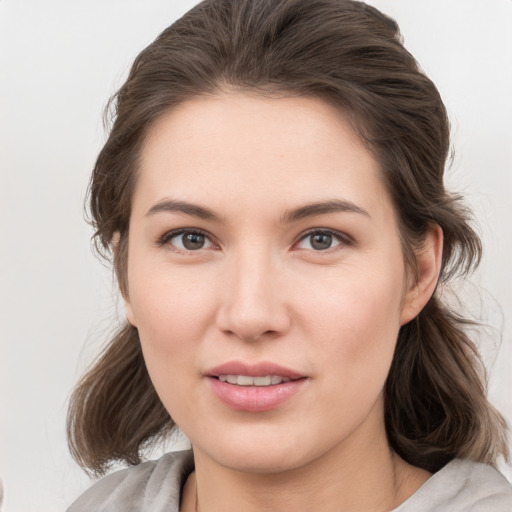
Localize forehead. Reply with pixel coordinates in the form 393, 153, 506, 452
134, 92, 391, 220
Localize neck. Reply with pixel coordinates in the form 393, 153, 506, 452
181, 411, 431, 512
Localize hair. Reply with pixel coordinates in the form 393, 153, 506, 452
67, 0, 509, 476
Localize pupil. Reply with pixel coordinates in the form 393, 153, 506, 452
311, 233, 332, 250
183, 233, 205, 250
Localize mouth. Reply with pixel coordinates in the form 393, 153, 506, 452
217, 375, 293, 386
207, 360, 304, 381
206, 361, 307, 412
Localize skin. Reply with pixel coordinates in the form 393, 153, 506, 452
124, 93, 442, 511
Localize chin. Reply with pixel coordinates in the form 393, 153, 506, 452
216, 448, 305, 474
192, 425, 325, 475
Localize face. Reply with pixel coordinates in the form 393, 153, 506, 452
125, 93, 420, 474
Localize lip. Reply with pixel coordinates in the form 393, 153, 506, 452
205, 360, 307, 412
206, 361, 304, 380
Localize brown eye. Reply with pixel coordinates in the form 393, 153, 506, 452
165, 230, 213, 251
296, 230, 344, 251
182, 232, 206, 250
310, 233, 333, 250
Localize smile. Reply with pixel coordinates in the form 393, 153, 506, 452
218, 375, 292, 386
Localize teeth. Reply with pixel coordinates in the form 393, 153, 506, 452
238, 375, 254, 386
218, 375, 291, 386
254, 376, 272, 386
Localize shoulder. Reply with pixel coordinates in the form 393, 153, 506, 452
67, 450, 194, 512
395, 458, 512, 511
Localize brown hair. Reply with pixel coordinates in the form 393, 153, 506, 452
67, 0, 509, 476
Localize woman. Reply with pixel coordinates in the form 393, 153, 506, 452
67, 0, 512, 510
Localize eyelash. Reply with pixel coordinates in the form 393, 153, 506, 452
294, 229, 352, 252
157, 228, 217, 252
157, 228, 352, 253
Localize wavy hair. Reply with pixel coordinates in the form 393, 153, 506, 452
67, 0, 508, 476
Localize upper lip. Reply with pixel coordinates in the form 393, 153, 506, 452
206, 361, 304, 380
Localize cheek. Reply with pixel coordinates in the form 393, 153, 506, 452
299, 265, 405, 384
127, 267, 218, 420
128, 265, 217, 350
302, 262, 404, 334
125, 237, 219, 372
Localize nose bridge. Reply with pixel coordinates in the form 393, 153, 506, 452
217, 243, 289, 341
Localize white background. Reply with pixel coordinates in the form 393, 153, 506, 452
0, 1, 511, 510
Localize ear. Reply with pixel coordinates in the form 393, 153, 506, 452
112, 231, 137, 327
400, 224, 443, 325
121, 279, 137, 328
124, 299, 137, 328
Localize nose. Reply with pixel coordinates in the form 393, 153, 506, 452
215, 248, 291, 342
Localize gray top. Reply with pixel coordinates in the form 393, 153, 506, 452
68, 450, 512, 511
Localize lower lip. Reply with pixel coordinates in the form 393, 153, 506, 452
208, 377, 307, 412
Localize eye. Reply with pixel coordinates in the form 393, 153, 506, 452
161, 229, 215, 251
295, 230, 346, 251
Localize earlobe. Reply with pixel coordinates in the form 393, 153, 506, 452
112, 230, 137, 327
400, 224, 443, 325
125, 301, 137, 327
120, 273, 136, 328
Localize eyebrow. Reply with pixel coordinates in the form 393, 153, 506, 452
146, 198, 369, 224
281, 199, 370, 223
146, 199, 223, 222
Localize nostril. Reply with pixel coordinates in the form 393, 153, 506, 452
221, 328, 282, 343
215, 282, 292, 341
